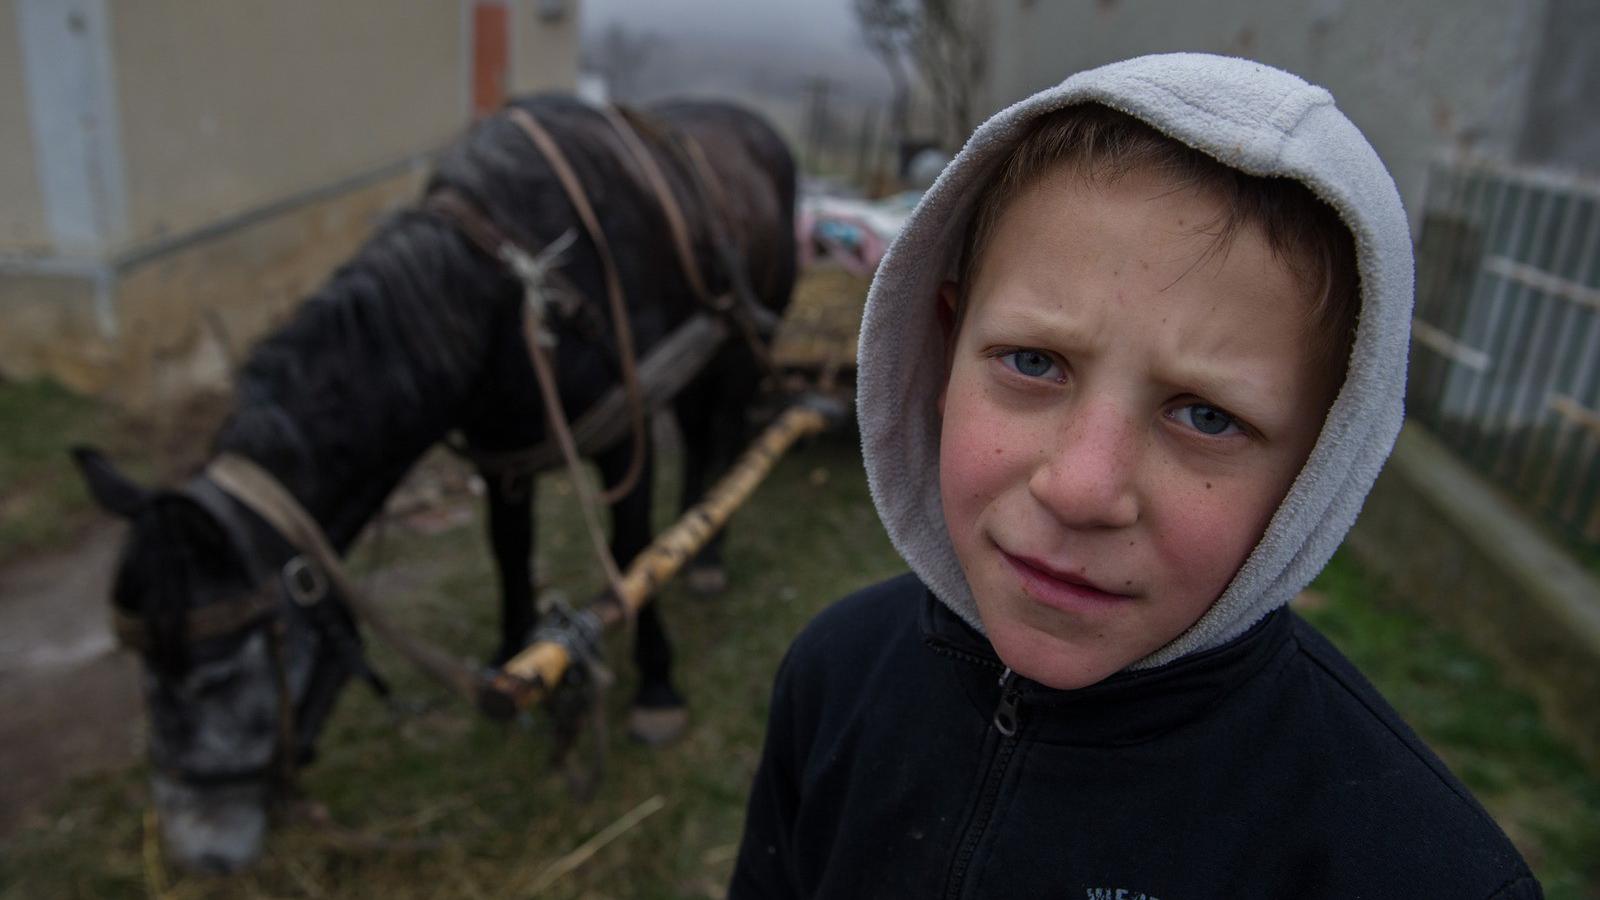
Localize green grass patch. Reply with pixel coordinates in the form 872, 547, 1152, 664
1306, 553, 1600, 897
0, 378, 172, 566
0, 379, 113, 561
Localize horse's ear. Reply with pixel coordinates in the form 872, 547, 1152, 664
70, 445, 152, 518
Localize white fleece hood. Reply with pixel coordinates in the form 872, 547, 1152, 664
857, 53, 1413, 668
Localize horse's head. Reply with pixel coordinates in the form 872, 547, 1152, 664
72, 447, 354, 872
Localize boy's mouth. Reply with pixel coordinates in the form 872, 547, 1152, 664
1000, 550, 1136, 612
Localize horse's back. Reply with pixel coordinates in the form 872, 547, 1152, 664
648, 99, 797, 314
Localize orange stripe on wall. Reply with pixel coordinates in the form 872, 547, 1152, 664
473, 2, 509, 117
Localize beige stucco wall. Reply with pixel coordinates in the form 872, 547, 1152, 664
110, 165, 430, 409
511, 0, 580, 95
982, 0, 1549, 228
0, 0, 50, 251
3, 0, 582, 402
107, 0, 465, 248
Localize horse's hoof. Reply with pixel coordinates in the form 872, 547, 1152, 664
686, 566, 728, 595
627, 705, 689, 746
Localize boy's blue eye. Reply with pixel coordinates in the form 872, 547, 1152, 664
1005, 349, 1057, 379
1177, 404, 1239, 436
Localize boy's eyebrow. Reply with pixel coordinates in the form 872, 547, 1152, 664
974, 303, 1099, 348
1156, 360, 1281, 416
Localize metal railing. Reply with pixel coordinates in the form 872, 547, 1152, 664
1407, 157, 1600, 544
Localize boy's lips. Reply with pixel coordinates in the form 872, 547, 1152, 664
1000, 550, 1137, 612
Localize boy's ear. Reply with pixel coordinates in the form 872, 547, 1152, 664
936, 281, 960, 417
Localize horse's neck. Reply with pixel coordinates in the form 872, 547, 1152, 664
217, 220, 506, 552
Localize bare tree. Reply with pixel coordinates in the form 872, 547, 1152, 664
851, 0, 990, 149
918, 0, 989, 146
854, 0, 915, 150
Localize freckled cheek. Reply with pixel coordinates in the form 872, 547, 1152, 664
1147, 482, 1277, 595
940, 396, 1029, 486
938, 391, 1032, 526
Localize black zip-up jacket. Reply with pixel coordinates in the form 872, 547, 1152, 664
731, 574, 1540, 899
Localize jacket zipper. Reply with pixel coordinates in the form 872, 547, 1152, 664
943, 667, 1022, 899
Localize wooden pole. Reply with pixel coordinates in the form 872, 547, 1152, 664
479, 401, 833, 717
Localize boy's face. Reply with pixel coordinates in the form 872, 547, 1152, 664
938, 164, 1337, 690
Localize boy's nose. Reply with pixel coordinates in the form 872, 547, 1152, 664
1027, 403, 1141, 529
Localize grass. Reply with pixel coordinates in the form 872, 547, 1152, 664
0, 379, 124, 563
0, 378, 216, 567
1303, 555, 1600, 897
2, 426, 1596, 897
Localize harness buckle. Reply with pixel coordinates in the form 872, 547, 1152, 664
282, 555, 328, 607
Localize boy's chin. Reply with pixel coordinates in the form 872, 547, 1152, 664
986, 620, 1147, 691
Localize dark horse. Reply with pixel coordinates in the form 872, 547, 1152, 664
72, 97, 795, 872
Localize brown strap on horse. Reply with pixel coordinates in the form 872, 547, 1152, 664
423, 184, 631, 610
600, 105, 779, 378
504, 106, 650, 509
111, 589, 279, 652
426, 189, 505, 261
520, 295, 629, 598
596, 105, 716, 307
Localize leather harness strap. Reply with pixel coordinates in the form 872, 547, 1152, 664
600, 106, 779, 376
112, 589, 278, 652
671, 126, 781, 376
426, 189, 506, 261
426, 183, 632, 611
596, 104, 716, 307
504, 106, 649, 509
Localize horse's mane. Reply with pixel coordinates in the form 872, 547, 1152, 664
208, 101, 613, 487
213, 207, 512, 500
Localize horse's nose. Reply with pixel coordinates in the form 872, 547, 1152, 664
151, 773, 268, 873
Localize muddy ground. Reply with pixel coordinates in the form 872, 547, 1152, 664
0, 523, 142, 836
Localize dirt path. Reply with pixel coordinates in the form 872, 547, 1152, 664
0, 523, 143, 837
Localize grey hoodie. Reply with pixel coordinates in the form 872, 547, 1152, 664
857, 52, 1413, 668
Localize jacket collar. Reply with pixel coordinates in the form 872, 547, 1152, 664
919, 588, 1293, 746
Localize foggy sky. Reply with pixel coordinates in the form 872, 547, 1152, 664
580, 0, 864, 49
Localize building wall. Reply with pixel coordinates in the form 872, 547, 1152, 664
983, 0, 1550, 227
1, 0, 580, 403
109, 0, 464, 250
510, 0, 579, 94
0, 0, 49, 251
1518, 0, 1600, 171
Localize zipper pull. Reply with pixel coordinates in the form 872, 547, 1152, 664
993, 667, 1021, 737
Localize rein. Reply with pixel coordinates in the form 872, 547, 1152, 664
503, 106, 650, 511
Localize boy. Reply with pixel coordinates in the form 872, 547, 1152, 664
731, 54, 1540, 898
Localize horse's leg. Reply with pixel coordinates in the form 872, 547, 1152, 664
485, 470, 538, 666
595, 434, 687, 744
673, 368, 751, 594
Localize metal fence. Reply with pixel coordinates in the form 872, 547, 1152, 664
1407, 157, 1600, 545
